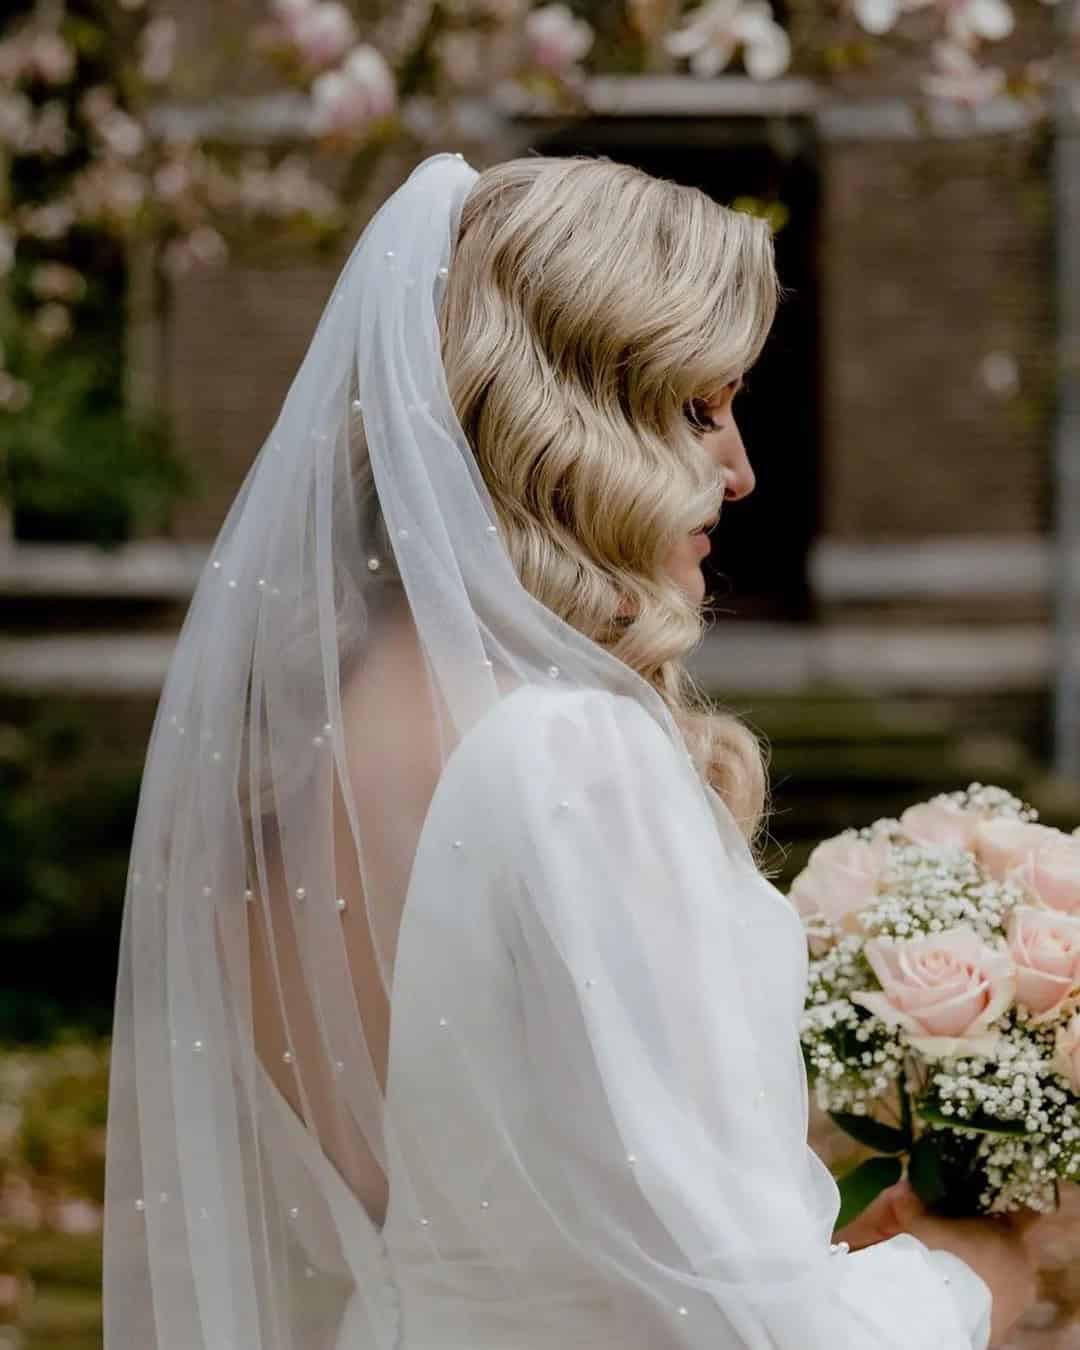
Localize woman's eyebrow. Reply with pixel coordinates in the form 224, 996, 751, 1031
710, 378, 741, 402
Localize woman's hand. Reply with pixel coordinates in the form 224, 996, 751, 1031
834, 1179, 1042, 1347
831, 1178, 921, 1252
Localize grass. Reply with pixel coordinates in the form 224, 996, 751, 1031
2, 1229, 101, 1350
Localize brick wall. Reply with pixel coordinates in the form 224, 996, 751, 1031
820, 130, 1054, 542
166, 256, 343, 537
165, 144, 431, 538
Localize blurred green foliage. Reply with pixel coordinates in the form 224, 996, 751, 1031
0, 227, 195, 547
0, 1040, 109, 1208
3, 343, 193, 548
0, 698, 150, 1043
1, 0, 197, 548
0, 1040, 108, 1350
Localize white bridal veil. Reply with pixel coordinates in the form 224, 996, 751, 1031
103, 150, 991, 1350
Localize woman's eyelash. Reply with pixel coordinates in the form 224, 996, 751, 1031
683, 398, 722, 434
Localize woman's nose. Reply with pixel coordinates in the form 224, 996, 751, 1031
720, 427, 755, 501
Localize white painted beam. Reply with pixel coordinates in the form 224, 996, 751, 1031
0, 624, 1051, 696
0, 635, 179, 695
687, 623, 1051, 695
145, 80, 1041, 148
810, 536, 1051, 602
0, 541, 208, 598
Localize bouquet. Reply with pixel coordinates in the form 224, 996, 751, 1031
792, 783, 1080, 1222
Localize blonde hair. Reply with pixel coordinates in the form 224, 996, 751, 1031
438, 153, 778, 845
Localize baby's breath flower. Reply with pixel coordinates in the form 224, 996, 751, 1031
797, 786, 1080, 1213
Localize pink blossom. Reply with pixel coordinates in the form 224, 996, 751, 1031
973, 818, 1080, 913
98, 109, 145, 158
32, 302, 72, 342
436, 31, 486, 90
27, 31, 76, 86
52, 1197, 103, 1234
77, 86, 144, 157
1053, 1013, 1080, 1094
161, 228, 227, 280
943, 0, 1015, 44
0, 38, 25, 84
153, 159, 194, 205
276, 1, 357, 73
161, 236, 196, 280
973, 818, 1061, 881
29, 262, 86, 302
188, 226, 228, 266
525, 3, 595, 74
139, 17, 178, 85
17, 200, 76, 240
80, 85, 114, 126
27, 100, 70, 157
0, 92, 34, 152
0, 372, 31, 412
789, 833, 891, 929
71, 161, 146, 227
1007, 907, 1080, 1022
980, 350, 1020, 398
1009, 838, 1080, 915
851, 924, 1015, 1059
0, 1271, 28, 1320
921, 40, 1006, 105
312, 47, 396, 140
233, 155, 341, 224
852, 0, 1015, 40
852, 0, 904, 34
899, 798, 981, 852
664, 0, 790, 81
0, 224, 14, 277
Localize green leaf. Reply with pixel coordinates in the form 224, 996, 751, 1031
908, 1136, 946, 1210
829, 1111, 911, 1154
919, 1105, 1029, 1137
835, 1155, 903, 1231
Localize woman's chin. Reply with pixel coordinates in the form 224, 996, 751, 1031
671, 562, 707, 604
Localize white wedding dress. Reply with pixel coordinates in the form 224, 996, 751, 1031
104, 155, 993, 1350
257, 683, 993, 1350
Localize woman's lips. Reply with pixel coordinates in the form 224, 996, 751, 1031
690, 513, 720, 538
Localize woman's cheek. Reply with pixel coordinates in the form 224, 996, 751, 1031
665, 540, 707, 600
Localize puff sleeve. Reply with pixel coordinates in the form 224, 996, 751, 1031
497, 687, 993, 1350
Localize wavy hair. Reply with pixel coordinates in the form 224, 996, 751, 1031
430, 153, 778, 844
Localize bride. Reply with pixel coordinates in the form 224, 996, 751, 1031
103, 151, 1036, 1349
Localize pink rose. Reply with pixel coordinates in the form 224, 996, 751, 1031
789, 834, 890, 928
1053, 1013, 1080, 1094
899, 800, 982, 852
1007, 907, 1080, 1023
851, 925, 1015, 1059
973, 818, 1061, 882
1008, 836, 1080, 915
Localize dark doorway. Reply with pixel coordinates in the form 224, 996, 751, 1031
523, 116, 820, 621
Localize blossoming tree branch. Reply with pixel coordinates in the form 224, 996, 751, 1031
0, 0, 1070, 418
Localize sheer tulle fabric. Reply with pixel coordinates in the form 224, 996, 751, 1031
103, 152, 989, 1350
